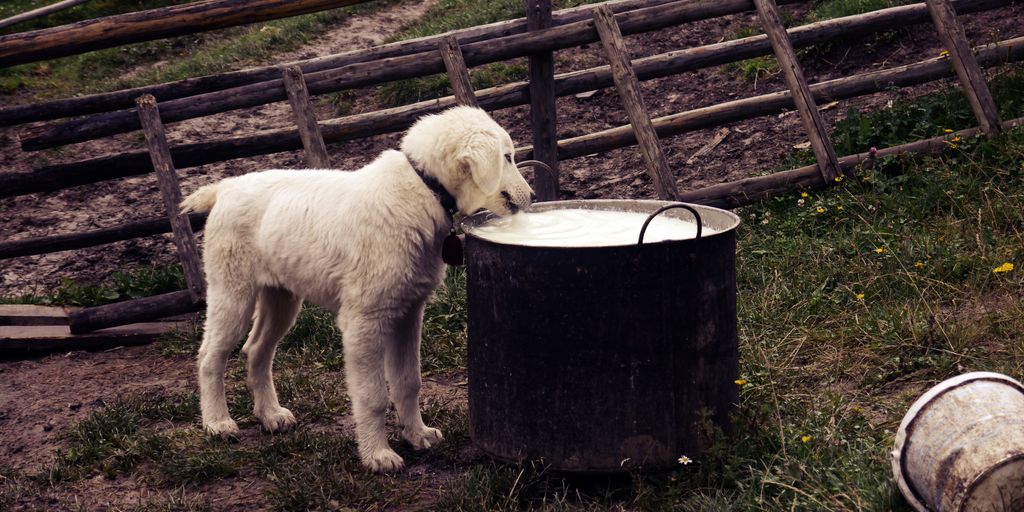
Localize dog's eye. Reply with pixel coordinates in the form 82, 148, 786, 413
504, 154, 512, 164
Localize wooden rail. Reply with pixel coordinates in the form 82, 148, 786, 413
0, 0, 90, 31
0, 0, 372, 68
19, 0, 808, 151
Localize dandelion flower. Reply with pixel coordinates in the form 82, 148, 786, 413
915, 261, 925, 269
801, 191, 809, 198
856, 293, 865, 301
943, 128, 954, 133
801, 435, 812, 444
874, 247, 886, 254
993, 262, 1015, 273
816, 207, 826, 214
678, 455, 693, 465
735, 379, 749, 386
834, 176, 844, 183
939, 50, 949, 58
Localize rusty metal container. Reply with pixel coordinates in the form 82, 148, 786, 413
892, 371, 1024, 511
461, 199, 741, 471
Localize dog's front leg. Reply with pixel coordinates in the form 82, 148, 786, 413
338, 310, 405, 473
386, 301, 443, 450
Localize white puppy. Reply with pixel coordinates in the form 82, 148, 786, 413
181, 106, 534, 472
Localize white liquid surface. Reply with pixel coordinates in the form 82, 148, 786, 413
469, 208, 713, 247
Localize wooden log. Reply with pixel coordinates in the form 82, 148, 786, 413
754, 0, 840, 182
0, 0, 90, 31
0, 212, 207, 260
6, 33, 1022, 200
678, 116, 1024, 209
0, 0, 679, 126
68, 289, 201, 334
527, 0, 560, 201
925, 0, 1001, 136
1, 321, 186, 352
20, 0, 806, 150
282, 65, 332, 168
439, 35, 479, 107
593, 4, 678, 200
136, 94, 205, 303
0, 0, 372, 68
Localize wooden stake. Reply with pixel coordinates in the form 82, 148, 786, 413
135, 94, 206, 304
527, 0, 560, 201
282, 65, 331, 168
925, 0, 1001, 136
592, 4, 678, 201
753, 0, 840, 182
439, 35, 479, 107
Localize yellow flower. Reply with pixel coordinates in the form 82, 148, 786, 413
735, 379, 749, 386
837, 205, 844, 211
855, 293, 865, 301
816, 207, 826, 214
874, 247, 886, 254
993, 262, 1015, 273
801, 191, 809, 198
801, 435, 812, 444
943, 128, 954, 133
939, 50, 949, 58
834, 176, 844, 183
951, 135, 962, 143
914, 261, 925, 269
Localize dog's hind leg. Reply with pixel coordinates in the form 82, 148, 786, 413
338, 308, 405, 473
242, 286, 302, 434
198, 282, 256, 438
386, 300, 443, 450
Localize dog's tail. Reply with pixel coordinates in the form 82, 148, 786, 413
181, 183, 219, 213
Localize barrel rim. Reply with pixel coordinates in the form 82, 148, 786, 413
892, 372, 1024, 512
461, 199, 741, 249
959, 452, 1024, 512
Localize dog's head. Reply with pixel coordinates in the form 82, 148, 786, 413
400, 106, 534, 216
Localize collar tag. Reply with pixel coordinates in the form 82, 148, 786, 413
442, 233, 464, 266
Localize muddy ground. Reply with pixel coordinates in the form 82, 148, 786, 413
1, 0, 1023, 509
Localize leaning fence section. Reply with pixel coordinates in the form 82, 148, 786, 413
0, 0, 1020, 336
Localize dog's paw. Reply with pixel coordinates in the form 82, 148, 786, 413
404, 426, 444, 450
204, 418, 240, 439
257, 406, 296, 434
362, 448, 405, 473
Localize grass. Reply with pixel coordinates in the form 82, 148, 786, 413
2, 264, 186, 307
0, 0, 404, 98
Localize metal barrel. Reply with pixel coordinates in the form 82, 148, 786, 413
462, 199, 741, 472
892, 371, 1024, 511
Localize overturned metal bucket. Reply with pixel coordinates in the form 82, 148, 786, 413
893, 371, 1024, 511
461, 199, 741, 472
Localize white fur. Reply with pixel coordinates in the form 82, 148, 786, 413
182, 107, 533, 472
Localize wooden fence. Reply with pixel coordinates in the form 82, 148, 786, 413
1, 0, 1022, 339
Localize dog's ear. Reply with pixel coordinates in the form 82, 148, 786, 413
458, 132, 502, 195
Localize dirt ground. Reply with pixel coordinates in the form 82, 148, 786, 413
1, 0, 1023, 509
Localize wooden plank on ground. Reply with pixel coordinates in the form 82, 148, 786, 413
592, 4, 679, 201
136, 94, 206, 304
439, 35, 479, 107
68, 289, 201, 334
0, 304, 70, 326
924, 0, 1001, 136
527, 0, 560, 201
0, 322, 186, 351
282, 65, 332, 168
753, 0, 840, 182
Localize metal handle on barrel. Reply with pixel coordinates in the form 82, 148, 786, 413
516, 159, 556, 184
638, 203, 703, 245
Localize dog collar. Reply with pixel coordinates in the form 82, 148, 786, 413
403, 153, 458, 219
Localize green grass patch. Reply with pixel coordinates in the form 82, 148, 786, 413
2, 263, 186, 307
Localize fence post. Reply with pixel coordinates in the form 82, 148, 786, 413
135, 94, 206, 304
439, 35, 479, 107
592, 5, 679, 201
753, 0, 840, 183
924, 0, 1001, 137
526, 0, 560, 201
282, 65, 332, 168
